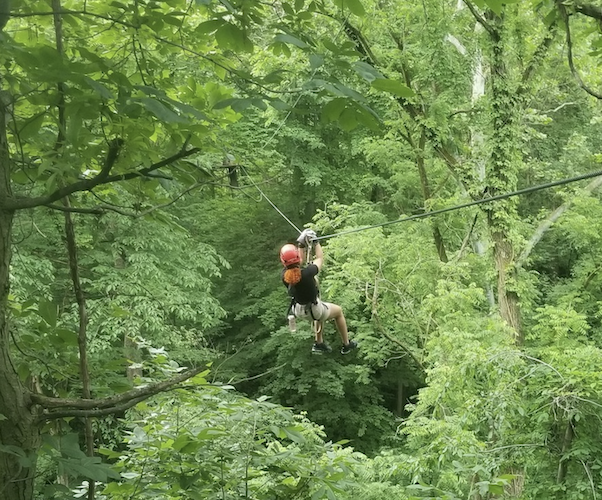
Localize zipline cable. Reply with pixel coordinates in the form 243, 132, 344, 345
240, 165, 302, 233
315, 168, 602, 241
241, 54, 324, 235
241, 17, 350, 234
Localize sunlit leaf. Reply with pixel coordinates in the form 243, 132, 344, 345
343, 0, 365, 16
371, 78, 414, 97
275, 33, 309, 48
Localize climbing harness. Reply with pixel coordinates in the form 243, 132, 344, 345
284, 238, 325, 331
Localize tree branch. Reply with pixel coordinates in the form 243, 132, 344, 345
3, 139, 122, 210
559, 3, 602, 100
462, 0, 495, 37
455, 212, 479, 262
4, 145, 201, 211
39, 395, 151, 420
573, 0, 602, 21
519, 21, 558, 92
370, 275, 426, 373
102, 147, 201, 184
43, 173, 276, 216
31, 365, 207, 413
517, 175, 602, 267
228, 363, 287, 385
10, 9, 137, 28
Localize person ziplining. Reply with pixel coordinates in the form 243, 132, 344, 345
280, 228, 358, 355
244, 141, 602, 355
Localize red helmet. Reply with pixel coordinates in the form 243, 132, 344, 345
279, 244, 300, 267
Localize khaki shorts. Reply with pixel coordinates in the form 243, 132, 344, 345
293, 300, 332, 322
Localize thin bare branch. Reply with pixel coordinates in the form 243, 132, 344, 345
228, 363, 287, 385
32, 365, 208, 412
455, 212, 479, 262
559, 3, 602, 100
517, 175, 602, 267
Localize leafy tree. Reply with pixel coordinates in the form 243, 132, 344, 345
0, 0, 390, 497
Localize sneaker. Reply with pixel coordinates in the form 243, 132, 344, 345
312, 342, 332, 354
341, 340, 358, 355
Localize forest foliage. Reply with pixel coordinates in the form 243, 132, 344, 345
3, 0, 602, 499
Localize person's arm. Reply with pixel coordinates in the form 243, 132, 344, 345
312, 242, 324, 271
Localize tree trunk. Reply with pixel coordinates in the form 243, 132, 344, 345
486, 21, 523, 342
491, 229, 522, 338
0, 90, 39, 500
416, 131, 448, 263
556, 417, 575, 485
396, 377, 405, 417
469, 31, 495, 309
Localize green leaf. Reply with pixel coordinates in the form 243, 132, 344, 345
38, 299, 57, 327
19, 113, 45, 141
282, 2, 295, 15
353, 61, 383, 82
321, 98, 347, 123
489, 484, 504, 494
196, 19, 224, 35
140, 97, 187, 123
274, 33, 309, 49
543, 8, 557, 26
498, 474, 516, 481
172, 434, 191, 451
334, 82, 365, 102
343, 0, 365, 16
197, 428, 227, 440
262, 69, 286, 84
83, 76, 113, 99
312, 486, 327, 500
283, 427, 306, 444
213, 97, 252, 112
338, 107, 358, 131
251, 98, 268, 110
191, 369, 211, 383
59, 457, 120, 482
354, 103, 381, 131
309, 54, 324, 69
59, 434, 87, 459
322, 39, 340, 53
0, 445, 27, 458
216, 23, 253, 53
371, 78, 414, 97
484, 0, 503, 14
56, 329, 78, 346
270, 98, 291, 111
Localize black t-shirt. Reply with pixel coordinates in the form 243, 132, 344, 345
282, 264, 319, 305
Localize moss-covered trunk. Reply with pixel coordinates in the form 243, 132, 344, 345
0, 90, 39, 500
487, 19, 523, 343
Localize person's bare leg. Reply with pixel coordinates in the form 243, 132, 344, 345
314, 321, 324, 343
326, 304, 349, 345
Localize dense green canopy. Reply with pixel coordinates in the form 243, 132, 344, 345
3, 0, 602, 499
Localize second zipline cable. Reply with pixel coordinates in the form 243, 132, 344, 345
315, 169, 602, 241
